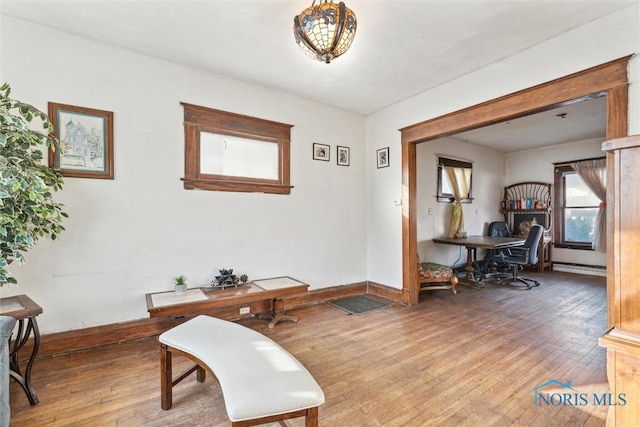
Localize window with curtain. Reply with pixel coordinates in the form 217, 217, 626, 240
437, 157, 473, 203
437, 157, 473, 238
553, 158, 605, 250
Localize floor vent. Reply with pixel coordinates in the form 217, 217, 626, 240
553, 264, 606, 277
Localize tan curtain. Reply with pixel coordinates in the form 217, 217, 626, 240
445, 166, 472, 238
571, 158, 606, 252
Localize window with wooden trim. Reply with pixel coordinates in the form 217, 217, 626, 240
437, 156, 473, 203
181, 103, 293, 194
553, 162, 601, 249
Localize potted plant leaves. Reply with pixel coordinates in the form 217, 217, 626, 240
0, 83, 68, 286
174, 275, 188, 294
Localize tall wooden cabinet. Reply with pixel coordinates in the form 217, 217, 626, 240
599, 134, 640, 426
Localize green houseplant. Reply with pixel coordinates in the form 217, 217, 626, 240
174, 275, 188, 293
0, 83, 68, 286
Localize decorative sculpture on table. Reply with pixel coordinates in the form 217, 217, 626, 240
210, 268, 249, 289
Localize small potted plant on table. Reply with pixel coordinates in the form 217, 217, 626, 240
174, 275, 188, 294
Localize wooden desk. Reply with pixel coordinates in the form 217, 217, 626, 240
0, 294, 43, 405
433, 236, 526, 286
146, 276, 308, 328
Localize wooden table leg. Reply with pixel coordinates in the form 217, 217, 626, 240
259, 298, 298, 328
464, 247, 475, 280
458, 247, 485, 288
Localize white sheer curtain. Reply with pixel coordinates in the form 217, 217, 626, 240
444, 166, 472, 238
571, 158, 606, 252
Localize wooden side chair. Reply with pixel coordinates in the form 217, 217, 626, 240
418, 258, 458, 295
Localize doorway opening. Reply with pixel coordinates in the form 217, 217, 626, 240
399, 56, 630, 329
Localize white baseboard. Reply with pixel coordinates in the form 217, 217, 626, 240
553, 263, 606, 277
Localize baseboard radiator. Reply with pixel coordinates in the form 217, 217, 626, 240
553, 263, 606, 277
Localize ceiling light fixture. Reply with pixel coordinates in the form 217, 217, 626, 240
293, 0, 357, 64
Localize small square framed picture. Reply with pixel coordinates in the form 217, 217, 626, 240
313, 143, 330, 161
337, 146, 350, 166
377, 147, 389, 168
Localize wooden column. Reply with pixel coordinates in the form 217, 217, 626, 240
599, 134, 640, 426
401, 141, 419, 305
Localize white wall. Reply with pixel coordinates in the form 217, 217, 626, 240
416, 138, 505, 266
506, 138, 607, 267
0, 17, 367, 333
366, 4, 639, 289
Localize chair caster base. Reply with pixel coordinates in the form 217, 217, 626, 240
488, 276, 540, 290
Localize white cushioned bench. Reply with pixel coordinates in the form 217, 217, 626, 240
159, 315, 324, 427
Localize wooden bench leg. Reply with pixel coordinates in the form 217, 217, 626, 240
196, 365, 206, 382
306, 406, 319, 427
160, 343, 210, 410
160, 344, 172, 410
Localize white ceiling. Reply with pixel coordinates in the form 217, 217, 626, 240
454, 95, 607, 152
2, 0, 631, 151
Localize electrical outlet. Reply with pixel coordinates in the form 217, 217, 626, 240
239, 307, 250, 315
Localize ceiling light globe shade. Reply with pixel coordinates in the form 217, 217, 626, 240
293, 0, 357, 64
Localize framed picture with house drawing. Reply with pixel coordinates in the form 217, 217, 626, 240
48, 102, 114, 179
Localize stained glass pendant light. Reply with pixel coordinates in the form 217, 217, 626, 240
293, 0, 357, 64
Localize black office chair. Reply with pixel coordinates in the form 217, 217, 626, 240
494, 224, 544, 289
482, 221, 512, 274
488, 221, 511, 238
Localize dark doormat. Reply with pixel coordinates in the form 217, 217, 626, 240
327, 295, 390, 315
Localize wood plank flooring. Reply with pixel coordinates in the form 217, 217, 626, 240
9, 271, 608, 426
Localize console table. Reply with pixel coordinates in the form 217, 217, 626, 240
0, 294, 43, 405
146, 276, 308, 328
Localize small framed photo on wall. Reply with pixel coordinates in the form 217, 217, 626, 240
313, 143, 330, 161
48, 102, 114, 179
377, 147, 389, 168
337, 146, 350, 166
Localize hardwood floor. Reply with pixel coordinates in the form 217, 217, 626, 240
9, 271, 608, 426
